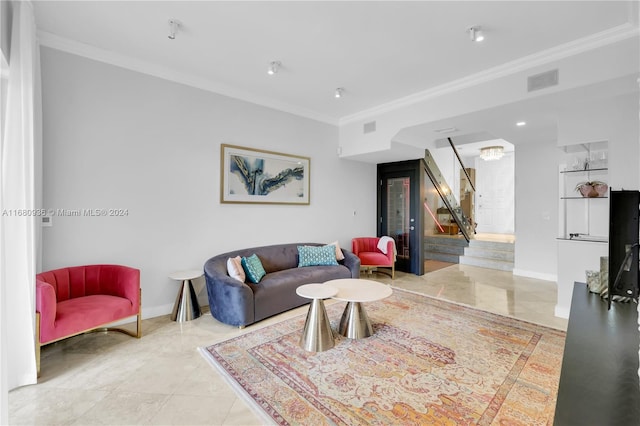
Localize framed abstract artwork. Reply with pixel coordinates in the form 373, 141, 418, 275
220, 144, 310, 205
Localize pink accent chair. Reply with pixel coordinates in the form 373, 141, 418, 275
36, 264, 141, 375
352, 237, 395, 279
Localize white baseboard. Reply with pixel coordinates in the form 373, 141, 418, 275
512, 268, 557, 282
554, 305, 570, 319
142, 303, 174, 320
107, 303, 174, 327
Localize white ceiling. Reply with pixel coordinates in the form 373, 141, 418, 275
32, 1, 638, 126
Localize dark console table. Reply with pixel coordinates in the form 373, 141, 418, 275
554, 282, 640, 425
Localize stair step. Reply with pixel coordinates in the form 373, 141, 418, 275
425, 252, 461, 263
424, 236, 469, 247
467, 240, 514, 252
459, 256, 514, 271
424, 236, 468, 264
463, 246, 514, 262
424, 243, 466, 256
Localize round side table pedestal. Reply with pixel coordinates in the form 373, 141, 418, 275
296, 284, 338, 352
339, 301, 373, 339
169, 270, 203, 322
325, 278, 393, 339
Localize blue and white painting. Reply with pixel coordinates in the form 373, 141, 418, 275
221, 145, 310, 204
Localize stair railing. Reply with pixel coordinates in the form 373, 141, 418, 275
423, 148, 475, 242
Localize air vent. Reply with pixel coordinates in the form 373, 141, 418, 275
363, 121, 376, 134
434, 127, 458, 134
527, 69, 559, 92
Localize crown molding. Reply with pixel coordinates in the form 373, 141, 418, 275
340, 23, 640, 126
37, 31, 339, 126
36, 21, 639, 129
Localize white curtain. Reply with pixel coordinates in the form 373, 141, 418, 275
0, 2, 40, 419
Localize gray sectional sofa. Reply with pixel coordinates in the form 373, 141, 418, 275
204, 242, 360, 327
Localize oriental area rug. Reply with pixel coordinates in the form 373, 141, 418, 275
199, 288, 566, 425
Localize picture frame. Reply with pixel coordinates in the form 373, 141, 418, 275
220, 144, 310, 205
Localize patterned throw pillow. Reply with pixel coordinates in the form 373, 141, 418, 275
241, 254, 266, 283
298, 245, 339, 267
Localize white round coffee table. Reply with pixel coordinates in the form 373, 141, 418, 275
169, 269, 203, 322
296, 284, 338, 352
325, 278, 393, 339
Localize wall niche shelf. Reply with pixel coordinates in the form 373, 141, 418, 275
560, 167, 608, 174
558, 141, 609, 242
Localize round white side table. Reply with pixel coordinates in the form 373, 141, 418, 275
325, 278, 393, 339
296, 283, 338, 352
169, 270, 203, 322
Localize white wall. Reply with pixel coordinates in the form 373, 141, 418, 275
40, 47, 376, 317
474, 151, 515, 235
512, 138, 559, 281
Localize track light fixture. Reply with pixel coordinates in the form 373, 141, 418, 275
468, 26, 484, 42
168, 19, 179, 40
267, 61, 281, 75
334, 88, 344, 98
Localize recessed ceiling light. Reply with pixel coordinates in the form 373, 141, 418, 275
516, 121, 526, 126
267, 61, 281, 75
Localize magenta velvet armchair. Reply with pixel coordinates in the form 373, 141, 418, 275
352, 237, 395, 279
35, 264, 141, 375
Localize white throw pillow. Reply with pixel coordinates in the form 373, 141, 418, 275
326, 241, 345, 261
227, 256, 245, 282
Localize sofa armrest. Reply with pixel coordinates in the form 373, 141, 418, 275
340, 249, 361, 278
204, 272, 255, 327
36, 279, 57, 343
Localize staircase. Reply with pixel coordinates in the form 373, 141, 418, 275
424, 236, 468, 263
424, 149, 475, 241
459, 240, 514, 271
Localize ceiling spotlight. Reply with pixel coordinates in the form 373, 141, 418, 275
468, 26, 484, 42
516, 121, 527, 126
267, 61, 281, 75
168, 19, 179, 40
334, 88, 344, 98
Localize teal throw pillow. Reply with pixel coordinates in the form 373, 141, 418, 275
298, 245, 339, 267
241, 254, 266, 283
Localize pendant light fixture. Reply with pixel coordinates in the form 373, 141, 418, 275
480, 146, 504, 161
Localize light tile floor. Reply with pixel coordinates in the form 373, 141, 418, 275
9, 264, 567, 425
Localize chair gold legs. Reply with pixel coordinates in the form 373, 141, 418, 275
36, 289, 142, 378
99, 289, 142, 338
36, 312, 41, 377
361, 265, 394, 279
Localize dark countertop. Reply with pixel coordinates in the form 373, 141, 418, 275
554, 282, 640, 425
